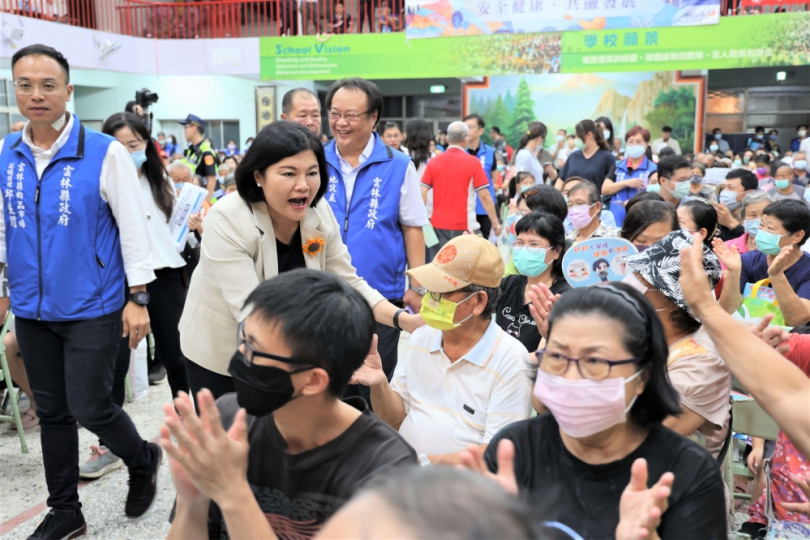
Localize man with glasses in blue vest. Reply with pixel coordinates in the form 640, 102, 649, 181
0, 44, 160, 539
323, 77, 427, 403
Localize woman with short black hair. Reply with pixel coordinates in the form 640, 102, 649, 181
481, 282, 727, 539
180, 121, 422, 400
621, 200, 678, 251
678, 199, 718, 248
496, 212, 570, 352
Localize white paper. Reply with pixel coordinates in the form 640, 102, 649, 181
169, 183, 208, 251
703, 167, 730, 186
127, 338, 149, 402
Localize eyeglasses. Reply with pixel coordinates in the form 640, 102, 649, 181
236, 321, 309, 367
568, 201, 595, 208
13, 80, 61, 95
534, 349, 639, 380
428, 291, 476, 303
328, 110, 370, 123
511, 240, 550, 254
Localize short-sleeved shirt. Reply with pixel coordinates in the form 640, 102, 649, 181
185, 141, 219, 178
390, 320, 533, 455
767, 185, 806, 203
205, 395, 417, 539
667, 329, 731, 459
484, 414, 727, 540
496, 275, 570, 353
421, 147, 491, 231
559, 148, 616, 193
739, 250, 810, 300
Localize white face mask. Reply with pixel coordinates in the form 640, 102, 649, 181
603, 130, 611, 142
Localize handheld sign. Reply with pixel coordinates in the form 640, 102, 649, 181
562, 237, 639, 288
169, 183, 208, 251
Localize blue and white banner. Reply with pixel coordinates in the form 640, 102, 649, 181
406, 0, 721, 40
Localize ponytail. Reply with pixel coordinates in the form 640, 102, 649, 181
576, 119, 610, 152
517, 121, 548, 152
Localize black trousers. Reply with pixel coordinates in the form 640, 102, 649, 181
16, 310, 152, 512
345, 322, 400, 406
477, 214, 492, 239
186, 359, 236, 405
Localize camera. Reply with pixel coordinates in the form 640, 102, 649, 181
135, 88, 159, 108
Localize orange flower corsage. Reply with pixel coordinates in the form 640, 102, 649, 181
303, 237, 325, 257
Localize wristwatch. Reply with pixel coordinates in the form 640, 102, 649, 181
393, 308, 407, 331
409, 285, 427, 296
128, 291, 151, 306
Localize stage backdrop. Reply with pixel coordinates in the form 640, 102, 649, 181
405, 0, 720, 40
465, 71, 700, 153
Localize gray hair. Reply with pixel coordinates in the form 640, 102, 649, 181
281, 87, 318, 115
446, 121, 469, 145
458, 283, 501, 319
740, 191, 774, 218
167, 161, 192, 175
569, 181, 600, 205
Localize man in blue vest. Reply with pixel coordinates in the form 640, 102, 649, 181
0, 45, 161, 539
463, 114, 497, 239
323, 77, 427, 401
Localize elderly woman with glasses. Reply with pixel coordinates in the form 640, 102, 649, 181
462, 281, 727, 539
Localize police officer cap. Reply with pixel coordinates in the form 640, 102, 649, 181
178, 114, 206, 130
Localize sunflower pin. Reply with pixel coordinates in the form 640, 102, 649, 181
303, 237, 325, 258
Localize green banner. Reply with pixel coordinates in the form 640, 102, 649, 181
259, 13, 810, 80
561, 12, 810, 72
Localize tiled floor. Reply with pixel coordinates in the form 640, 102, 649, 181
0, 381, 175, 540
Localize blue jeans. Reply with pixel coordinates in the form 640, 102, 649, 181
15, 310, 152, 513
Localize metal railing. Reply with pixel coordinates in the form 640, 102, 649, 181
0, 0, 405, 38
1, 0, 807, 39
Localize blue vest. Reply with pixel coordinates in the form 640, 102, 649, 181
325, 133, 410, 300
0, 117, 126, 321
472, 142, 496, 215
610, 156, 657, 227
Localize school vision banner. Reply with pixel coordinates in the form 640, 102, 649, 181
405, 0, 720, 40
259, 12, 810, 81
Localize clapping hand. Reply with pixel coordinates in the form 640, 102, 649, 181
768, 245, 794, 277
349, 335, 387, 387
680, 233, 717, 318
615, 459, 673, 540
458, 439, 518, 497
711, 238, 741, 274
160, 389, 250, 506
527, 283, 559, 340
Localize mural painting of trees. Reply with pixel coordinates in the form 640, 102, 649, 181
507, 78, 537, 148
644, 87, 697, 155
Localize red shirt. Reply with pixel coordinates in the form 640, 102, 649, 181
421, 146, 490, 230
785, 333, 810, 376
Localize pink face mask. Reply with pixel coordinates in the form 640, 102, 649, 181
533, 368, 641, 438
568, 204, 595, 230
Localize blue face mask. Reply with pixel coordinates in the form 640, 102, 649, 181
755, 230, 787, 256
770, 134, 778, 142
130, 149, 147, 170
795, 160, 808, 171
733, 159, 743, 167
520, 184, 534, 193
626, 145, 645, 160
512, 246, 550, 278
563, 216, 574, 234
719, 189, 740, 211
744, 218, 760, 237
646, 184, 661, 193
714, 133, 722, 140
174, 183, 184, 191
775, 180, 791, 190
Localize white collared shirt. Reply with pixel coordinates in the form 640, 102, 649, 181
335, 135, 428, 227
390, 320, 533, 455
139, 174, 186, 270
0, 115, 156, 286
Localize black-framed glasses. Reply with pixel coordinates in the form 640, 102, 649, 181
236, 321, 309, 367
534, 349, 639, 381
328, 110, 370, 123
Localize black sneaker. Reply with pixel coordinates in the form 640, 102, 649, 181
27, 510, 86, 540
148, 364, 167, 385
125, 442, 162, 518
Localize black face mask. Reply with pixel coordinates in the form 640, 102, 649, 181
227, 351, 310, 417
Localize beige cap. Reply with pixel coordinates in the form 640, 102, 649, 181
407, 235, 504, 293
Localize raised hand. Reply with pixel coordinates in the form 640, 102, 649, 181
680, 233, 717, 318
768, 245, 794, 277
527, 283, 558, 340
711, 237, 741, 274
615, 458, 673, 540
458, 439, 519, 497
349, 335, 387, 387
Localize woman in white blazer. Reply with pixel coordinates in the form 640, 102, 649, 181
179, 121, 422, 399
